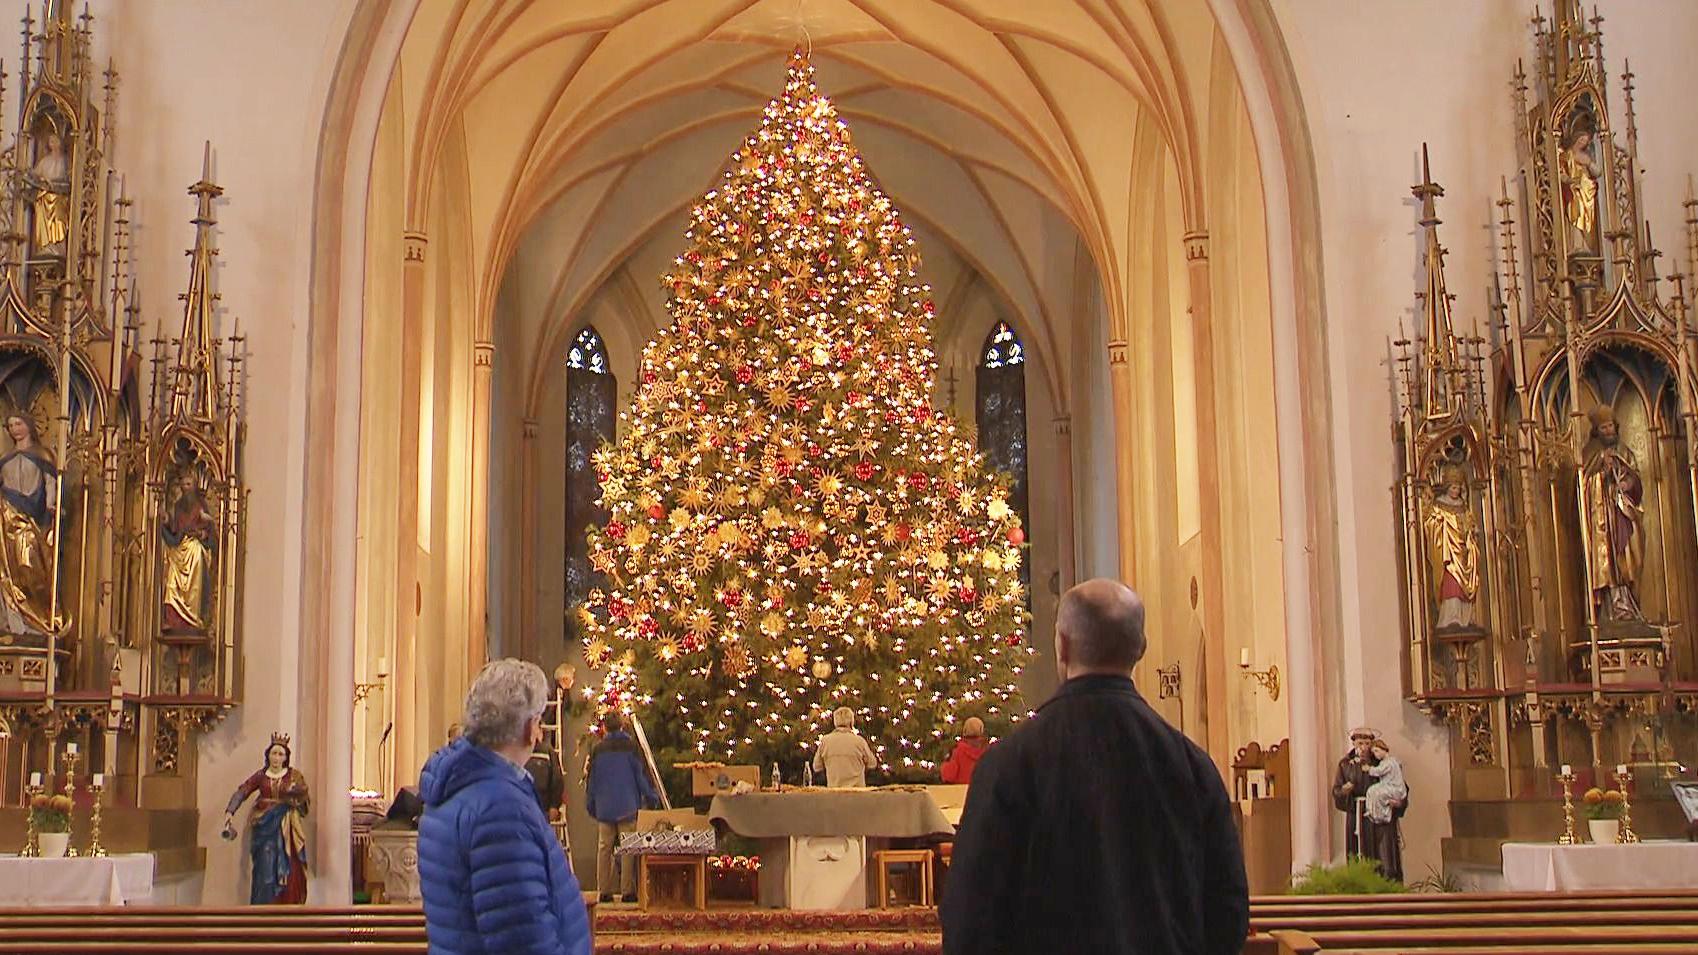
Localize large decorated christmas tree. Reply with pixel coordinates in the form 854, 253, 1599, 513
579, 52, 1030, 783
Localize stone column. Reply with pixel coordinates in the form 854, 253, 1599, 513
393, 230, 426, 785
1183, 231, 1232, 779
1053, 415, 1078, 589
518, 417, 540, 661
468, 340, 494, 674
1107, 338, 1137, 587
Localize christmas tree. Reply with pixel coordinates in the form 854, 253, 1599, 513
579, 52, 1031, 783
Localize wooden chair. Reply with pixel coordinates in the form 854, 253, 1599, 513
873, 848, 934, 908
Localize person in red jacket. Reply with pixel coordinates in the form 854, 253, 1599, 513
940, 717, 989, 784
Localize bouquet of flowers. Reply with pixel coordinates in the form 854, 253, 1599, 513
30, 793, 73, 833
1581, 787, 1625, 820
709, 854, 761, 872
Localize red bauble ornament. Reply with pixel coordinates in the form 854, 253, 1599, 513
908, 472, 930, 492
639, 617, 659, 637
736, 366, 754, 384
643, 371, 657, 384
1007, 526, 1026, 545
608, 597, 628, 619
958, 587, 978, 605
854, 461, 876, 481
648, 504, 666, 520
789, 531, 811, 551
606, 521, 628, 540
894, 523, 911, 541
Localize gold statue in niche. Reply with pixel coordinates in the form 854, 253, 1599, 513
0, 410, 58, 635
1581, 404, 1644, 620
1559, 116, 1602, 254
161, 467, 215, 633
1422, 464, 1481, 631
28, 130, 69, 254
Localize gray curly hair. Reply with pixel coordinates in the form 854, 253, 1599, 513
462, 658, 549, 749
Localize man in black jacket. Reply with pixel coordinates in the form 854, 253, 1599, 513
940, 579, 1249, 955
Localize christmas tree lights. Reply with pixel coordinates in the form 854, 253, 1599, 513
580, 51, 1031, 782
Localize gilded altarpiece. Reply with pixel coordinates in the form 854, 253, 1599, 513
0, 5, 250, 876
1396, 2, 1698, 870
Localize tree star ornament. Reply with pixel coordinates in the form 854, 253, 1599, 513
579, 50, 1031, 781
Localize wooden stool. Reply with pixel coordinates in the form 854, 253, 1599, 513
874, 848, 934, 908
637, 853, 708, 911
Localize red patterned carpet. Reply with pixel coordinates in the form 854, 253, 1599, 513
595, 907, 941, 954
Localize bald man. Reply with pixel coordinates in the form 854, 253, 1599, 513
941, 579, 1249, 955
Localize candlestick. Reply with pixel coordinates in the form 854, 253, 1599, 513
21, 782, 42, 857
60, 751, 79, 858
87, 779, 107, 857
1614, 767, 1640, 845
1556, 766, 1578, 845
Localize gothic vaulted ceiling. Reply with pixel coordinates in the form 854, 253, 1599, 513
389, 0, 1241, 416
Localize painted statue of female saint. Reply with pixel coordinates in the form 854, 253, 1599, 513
29, 131, 69, 254
0, 411, 58, 635
1559, 119, 1603, 254
162, 470, 216, 632
1422, 465, 1480, 631
222, 734, 311, 904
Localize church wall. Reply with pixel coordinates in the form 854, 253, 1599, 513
1269, 0, 1698, 880
30, 0, 363, 905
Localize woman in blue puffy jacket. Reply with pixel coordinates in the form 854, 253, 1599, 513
419, 659, 591, 955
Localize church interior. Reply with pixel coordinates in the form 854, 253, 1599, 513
0, 0, 1697, 950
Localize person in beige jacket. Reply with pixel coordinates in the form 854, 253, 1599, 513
812, 706, 877, 787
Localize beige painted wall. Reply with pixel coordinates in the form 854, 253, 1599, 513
1271, 0, 1698, 880
1, 0, 362, 904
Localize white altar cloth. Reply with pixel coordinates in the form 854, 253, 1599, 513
1501, 840, 1698, 891
0, 852, 155, 905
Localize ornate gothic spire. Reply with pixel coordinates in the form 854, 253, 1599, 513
167, 143, 223, 423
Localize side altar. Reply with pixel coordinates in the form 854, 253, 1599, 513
0, 5, 250, 880
1393, 2, 1698, 875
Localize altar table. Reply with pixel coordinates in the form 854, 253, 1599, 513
709, 788, 954, 910
1501, 840, 1698, 891
0, 852, 155, 905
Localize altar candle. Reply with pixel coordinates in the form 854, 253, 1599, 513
93, 773, 104, 788
29, 772, 41, 787
66, 742, 77, 756
1616, 764, 1628, 778
1561, 764, 1572, 776
1239, 648, 1250, 667
377, 656, 388, 677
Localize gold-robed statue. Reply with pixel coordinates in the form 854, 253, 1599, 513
161, 469, 215, 633
0, 410, 59, 636
1581, 404, 1644, 621
1559, 117, 1602, 254
1422, 464, 1481, 631
28, 131, 69, 254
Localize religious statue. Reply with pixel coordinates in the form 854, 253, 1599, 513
1559, 117, 1602, 254
0, 411, 58, 636
1422, 464, 1480, 631
161, 469, 216, 633
28, 131, 69, 254
222, 732, 311, 904
1581, 404, 1644, 621
1331, 727, 1407, 882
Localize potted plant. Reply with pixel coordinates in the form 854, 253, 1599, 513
31, 793, 73, 858
1581, 787, 1625, 844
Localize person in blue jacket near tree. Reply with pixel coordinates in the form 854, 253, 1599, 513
586, 710, 660, 903
419, 659, 590, 955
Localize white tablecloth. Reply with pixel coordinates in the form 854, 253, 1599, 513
1501, 841, 1698, 891
0, 853, 155, 905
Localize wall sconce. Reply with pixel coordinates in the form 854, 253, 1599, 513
1156, 663, 1181, 700
1239, 649, 1279, 700
354, 656, 389, 706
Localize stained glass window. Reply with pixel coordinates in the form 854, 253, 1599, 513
981, 320, 1025, 369
976, 320, 1031, 617
565, 326, 616, 626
